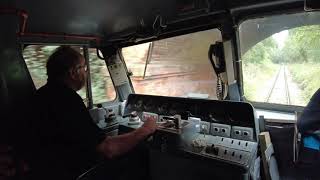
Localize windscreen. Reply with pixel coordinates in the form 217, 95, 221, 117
239, 12, 320, 106
122, 29, 222, 99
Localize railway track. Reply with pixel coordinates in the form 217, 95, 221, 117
265, 65, 291, 105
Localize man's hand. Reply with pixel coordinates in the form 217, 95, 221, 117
98, 116, 158, 159
140, 116, 157, 136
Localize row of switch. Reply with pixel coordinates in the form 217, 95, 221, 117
205, 144, 219, 155
203, 144, 250, 165
205, 145, 243, 159
200, 122, 254, 141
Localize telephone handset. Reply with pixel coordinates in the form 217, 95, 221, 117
208, 41, 226, 100
208, 41, 226, 74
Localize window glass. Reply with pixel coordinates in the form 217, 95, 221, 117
239, 12, 320, 106
23, 45, 87, 100
122, 29, 221, 99
23, 45, 57, 89
88, 48, 116, 104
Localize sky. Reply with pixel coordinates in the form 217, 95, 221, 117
272, 30, 289, 49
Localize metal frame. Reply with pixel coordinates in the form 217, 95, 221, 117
21, 43, 100, 108
234, 9, 313, 113
82, 46, 94, 109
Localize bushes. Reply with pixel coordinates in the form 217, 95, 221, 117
289, 63, 320, 104
243, 62, 278, 101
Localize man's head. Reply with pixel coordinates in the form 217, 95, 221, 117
46, 46, 87, 91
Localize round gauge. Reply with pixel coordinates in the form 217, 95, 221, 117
134, 100, 143, 111
143, 101, 154, 111
158, 103, 169, 114
169, 103, 180, 115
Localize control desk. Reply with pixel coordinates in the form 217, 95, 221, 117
120, 94, 259, 180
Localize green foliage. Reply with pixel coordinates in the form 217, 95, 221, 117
290, 26, 320, 49
244, 25, 320, 65
243, 25, 320, 105
281, 25, 320, 63
243, 62, 278, 101
282, 26, 320, 104
242, 37, 278, 65
242, 35, 279, 101
288, 63, 320, 104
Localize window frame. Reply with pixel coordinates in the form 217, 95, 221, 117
22, 43, 118, 108
236, 10, 319, 113
87, 47, 118, 105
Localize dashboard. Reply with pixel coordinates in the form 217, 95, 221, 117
124, 94, 256, 128
121, 94, 259, 179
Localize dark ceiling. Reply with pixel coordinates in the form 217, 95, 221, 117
1, 0, 305, 46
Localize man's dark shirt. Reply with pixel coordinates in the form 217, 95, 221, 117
28, 81, 105, 179
298, 88, 320, 134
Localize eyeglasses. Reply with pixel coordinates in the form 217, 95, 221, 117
76, 64, 88, 72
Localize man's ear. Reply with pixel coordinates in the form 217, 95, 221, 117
69, 68, 78, 80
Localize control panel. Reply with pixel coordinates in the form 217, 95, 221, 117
121, 94, 258, 174
139, 110, 257, 166
142, 112, 189, 134
130, 109, 257, 168
191, 134, 257, 166
200, 122, 254, 141
124, 94, 256, 130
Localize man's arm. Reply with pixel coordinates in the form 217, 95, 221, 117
298, 88, 320, 134
96, 118, 157, 159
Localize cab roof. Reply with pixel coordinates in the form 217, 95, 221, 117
5, 0, 305, 47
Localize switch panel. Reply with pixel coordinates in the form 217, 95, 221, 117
201, 143, 253, 165
231, 126, 254, 141
210, 123, 231, 137
142, 112, 159, 122
203, 136, 257, 152
191, 134, 258, 166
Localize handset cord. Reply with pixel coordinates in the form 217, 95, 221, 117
208, 43, 225, 100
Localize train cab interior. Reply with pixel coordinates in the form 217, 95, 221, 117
1, 0, 320, 179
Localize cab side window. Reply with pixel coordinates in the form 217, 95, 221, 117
88, 48, 116, 104
23, 45, 56, 89
23, 45, 116, 105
